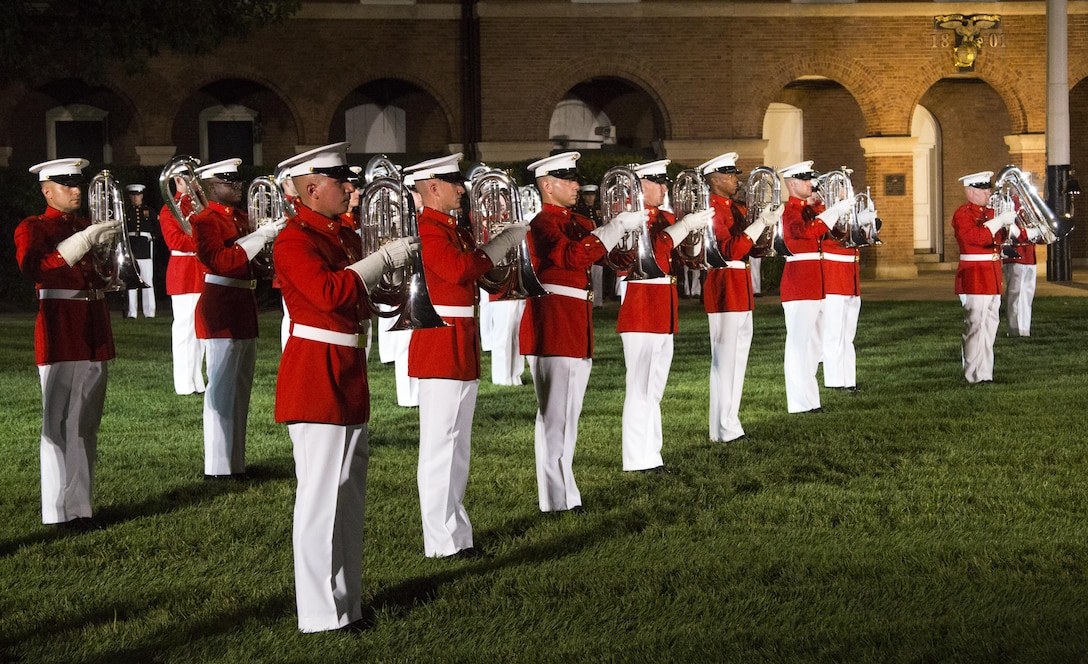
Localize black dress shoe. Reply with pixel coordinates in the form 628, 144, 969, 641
640, 465, 671, 475
566, 505, 587, 514
453, 547, 485, 559
807, 407, 824, 414
58, 517, 102, 533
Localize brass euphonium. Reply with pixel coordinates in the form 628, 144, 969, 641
468, 167, 548, 300
365, 154, 400, 184
359, 173, 447, 330
600, 165, 666, 281
991, 165, 1060, 245
158, 155, 209, 235
745, 166, 782, 258
519, 184, 542, 221
671, 168, 728, 269
245, 175, 290, 278
815, 168, 882, 248
88, 170, 151, 292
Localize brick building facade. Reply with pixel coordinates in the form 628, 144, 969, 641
3, 0, 1086, 279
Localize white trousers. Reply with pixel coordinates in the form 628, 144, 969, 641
1003, 263, 1036, 337
685, 265, 702, 297
489, 299, 526, 386
281, 298, 291, 352
170, 293, 205, 395
708, 311, 753, 443
203, 338, 255, 475
290, 422, 368, 633
417, 378, 477, 557
620, 332, 673, 471
377, 303, 397, 363
591, 265, 604, 308
528, 355, 590, 512
615, 276, 627, 303
479, 289, 494, 352
39, 360, 107, 524
750, 257, 762, 294
126, 258, 156, 317
394, 330, 418, 407
960, 293, 1000, 383
822, 294, 861, 388
783, 299, 824, 413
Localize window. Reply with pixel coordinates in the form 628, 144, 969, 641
199, 104, 261, 165
346, 103, 406, 153
46, 104, 111, 163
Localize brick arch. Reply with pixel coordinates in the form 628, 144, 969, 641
522, 56, 674, 143
173, 69, 305, 146
329, 73, 457, 148
741, 55, 883, 138
907, 64, 1028, 135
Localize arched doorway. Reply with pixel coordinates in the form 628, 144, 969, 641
549, 77, 664, 156
334, 79, 449, 162
911, 105, 943, 257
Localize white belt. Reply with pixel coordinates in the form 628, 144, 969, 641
171, 250, 196, 257
822, 253, 859, 263
205, 274, 256, 289
38, 288, 104, 301
785, 252, 821, 262
723, 261, 746, 269
129, 232, 153, 238
960, 254, 999, 262
291, 323, 365, 348
543, 283, 591, 301
632, 276, 675, 285
432, 305, 476, 318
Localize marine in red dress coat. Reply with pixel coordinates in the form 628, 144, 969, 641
191, 199, 257, 339
952, 200, 1005, 296
519, 202, 607, 358
780, 195, 831, 302
703, 193, 755, 314
615, 205, 679, 334
160, 194, 205, 296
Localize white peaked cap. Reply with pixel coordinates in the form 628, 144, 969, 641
580, 184, 599, 193
277, 142, 350, 178
196, 158, 242, 179
959, 171, 995, 188
699, 152, 741, 176
126, 183, 146, 193
404, 153, 464, 181
527, 151, 581, 178
633, 159, 671, 178
30, 157, 87, 182
778, 160, 817, 179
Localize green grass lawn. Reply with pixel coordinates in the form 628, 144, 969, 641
2, 294, 1087, 663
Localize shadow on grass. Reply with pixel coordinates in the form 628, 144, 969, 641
0, 461, 293, 558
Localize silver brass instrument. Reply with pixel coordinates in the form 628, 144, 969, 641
468, 168, 548, 300
365, 154, 400, 184
245, 175, 290, 278
88, 170, 151, 292
359, 174, 446, 330
158, 155, 208, 235
519, 184, 542, 221
990, 165, 1060, 245
600, 165, 667, 281
815, 167, 882, 248
671, 168, 728, 269
744, 166, 782, 257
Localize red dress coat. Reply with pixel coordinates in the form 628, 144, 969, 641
703, 194, 755, 314
820, 241, 860, 297
616, 207, 679, 334
14, 207, 115, 365
780, 196, 830, 302
191, 201, 257, 339
519, 203, 607, 358
159, 198, 205, 295
408, 206, 493, 381
1002, 240, 1037, 266
274, 204, 372, 425
952, 202, 1004, 295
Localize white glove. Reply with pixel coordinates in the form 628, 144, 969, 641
236, 219, 287, 260
480, 224, 529, 265
743, 220, 768, 243
614, 209, 649, 232
856, 209, 878, 227
1024, 224, 1043, 242
347, 237, 420, 293
56, 220, 122, 266
591, 220, 626, 251
1007, 223, 1022, 240
758, 204, 784, 227
984, 211, 1016, 235
816, 199, 853, 225
665, 209, 714, 245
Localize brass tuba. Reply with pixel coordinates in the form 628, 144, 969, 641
158, 155, 209, 235
359, 173, 447, 330
671, 168, 728, 269
468, 167, 548, 299
88, 170, 151, 292
990, 165, 1061, 245
245, 175, 291, 278
744, 166, 782, 258
600, 165, 666, 281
